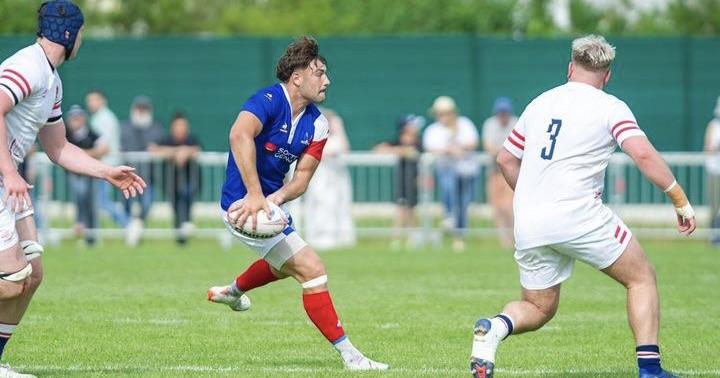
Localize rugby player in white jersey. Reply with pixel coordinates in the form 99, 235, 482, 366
469, 35, 695, 378
0, 2, 145, 376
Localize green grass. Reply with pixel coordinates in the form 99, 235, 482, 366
4, 238, 720, 377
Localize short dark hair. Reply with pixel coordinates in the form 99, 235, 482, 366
86, 89, 105, 97
276, 36, 326, 82
171, 111, 187, 123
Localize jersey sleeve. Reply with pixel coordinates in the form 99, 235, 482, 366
609, 99, 645, 146
46, 82, 63, 124
0, 62, 38, 106
241, 90, 276, 126
304, 114, 329, 161
502, 110, 527, 159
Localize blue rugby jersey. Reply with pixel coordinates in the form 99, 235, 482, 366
221, 83, 329, 211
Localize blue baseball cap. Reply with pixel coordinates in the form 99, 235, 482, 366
492, 97, 513, 114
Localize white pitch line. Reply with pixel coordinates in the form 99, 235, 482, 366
10, 365, 720, 376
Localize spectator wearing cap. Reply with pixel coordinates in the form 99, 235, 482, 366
85, 89, 129, 229
704, 95, 720, 246
482, 97, 518, 248
149, 112, 201, 245
65, 105, 108, 246
373, 114, 424, 249
422, 96, 480, 252
120, 95, 165, 246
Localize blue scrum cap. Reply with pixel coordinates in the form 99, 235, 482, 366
37, 1, 84, 60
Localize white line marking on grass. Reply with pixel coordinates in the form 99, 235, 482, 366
112, 317, 188, 325
13, 365, 720, 376
379, 323, 400, 329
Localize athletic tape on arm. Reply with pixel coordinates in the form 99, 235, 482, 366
664, 180, 695, 219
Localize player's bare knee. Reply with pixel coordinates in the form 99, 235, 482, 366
25, 265, 43, 295
0, 280, 26, 300
0, 262, 33, 299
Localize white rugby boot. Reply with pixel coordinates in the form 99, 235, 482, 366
342, 352, 389, 371
0, 364, 36, 378
207, 285, 251, 311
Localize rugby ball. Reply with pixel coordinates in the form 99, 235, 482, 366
226, 200, 287, 238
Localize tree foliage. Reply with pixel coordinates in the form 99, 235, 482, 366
2, 0, 720, 36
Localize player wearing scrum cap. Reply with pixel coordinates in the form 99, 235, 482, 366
207, 36, 388, 371
468, 35, 693, 378
0, 2, 146, 376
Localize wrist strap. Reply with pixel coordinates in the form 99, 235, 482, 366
664, 180, 677, 193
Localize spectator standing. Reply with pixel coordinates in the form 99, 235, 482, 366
302, 108, 355, 250
85, 90, 129, 229
65, 105, 107, 245
120, 96, 165, 246
149, 112, 201, 245
482, 97, 518, 248
373, 114, 424, 249
704, 96, 720, 246
422, 96, 480, 252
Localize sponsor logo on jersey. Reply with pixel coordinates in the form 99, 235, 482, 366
264, 93, 273, 101
280, 123, 288, 133
264, 141, 278, 153
274, 147, 298, 163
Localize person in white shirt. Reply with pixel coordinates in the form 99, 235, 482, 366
86, 89, 129, 229
302, 108, 355, 250
482, 97, 518, 249
422, 96, 479, 252
0, 2, 145, 377
469, 35, 695, 378
703, 96, 720, 246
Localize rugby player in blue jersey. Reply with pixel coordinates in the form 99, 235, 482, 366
207, 36, 388, 371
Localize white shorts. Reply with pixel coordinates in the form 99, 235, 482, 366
514, 213, 632, 290
222, 211, 307, 270
0, 188, 34, 252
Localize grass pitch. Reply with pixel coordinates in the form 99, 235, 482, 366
4, 238, 719, 377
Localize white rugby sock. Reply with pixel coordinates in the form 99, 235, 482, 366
471, 316, 512, 363
334, 337, 360, 358
229, 282, 243, 296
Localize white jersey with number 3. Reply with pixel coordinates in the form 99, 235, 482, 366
503, 81, 646, 250
0, 43, 63, 166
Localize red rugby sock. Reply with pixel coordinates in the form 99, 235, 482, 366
303, 290, 346, 344
234, 259, 280, 292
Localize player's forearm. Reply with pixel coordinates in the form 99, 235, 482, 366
231, 133, 263, 196
277, 175, 311, 204
0, 115, 18, 175
630, 146, 675, 191
53, 142, 112, 179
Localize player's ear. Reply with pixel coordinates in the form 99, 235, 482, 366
604, 70, 612, 86
567, 61, 574, 80
290, 70, 303, 88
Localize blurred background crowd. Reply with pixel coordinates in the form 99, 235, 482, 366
2, 0, 720, 250
16, 89, 720, 252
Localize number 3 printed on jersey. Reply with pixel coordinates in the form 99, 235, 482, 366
540, 119, 562, 160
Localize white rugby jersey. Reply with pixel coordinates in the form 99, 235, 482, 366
503, 81, 645, 250
0, 43, 63, 166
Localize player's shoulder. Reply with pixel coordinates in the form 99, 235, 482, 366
604, 92, 630, 109
310, 105, 329, 137
2, 44, 46, 73
1, 44, 49, 87
250, 83, 282, 101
